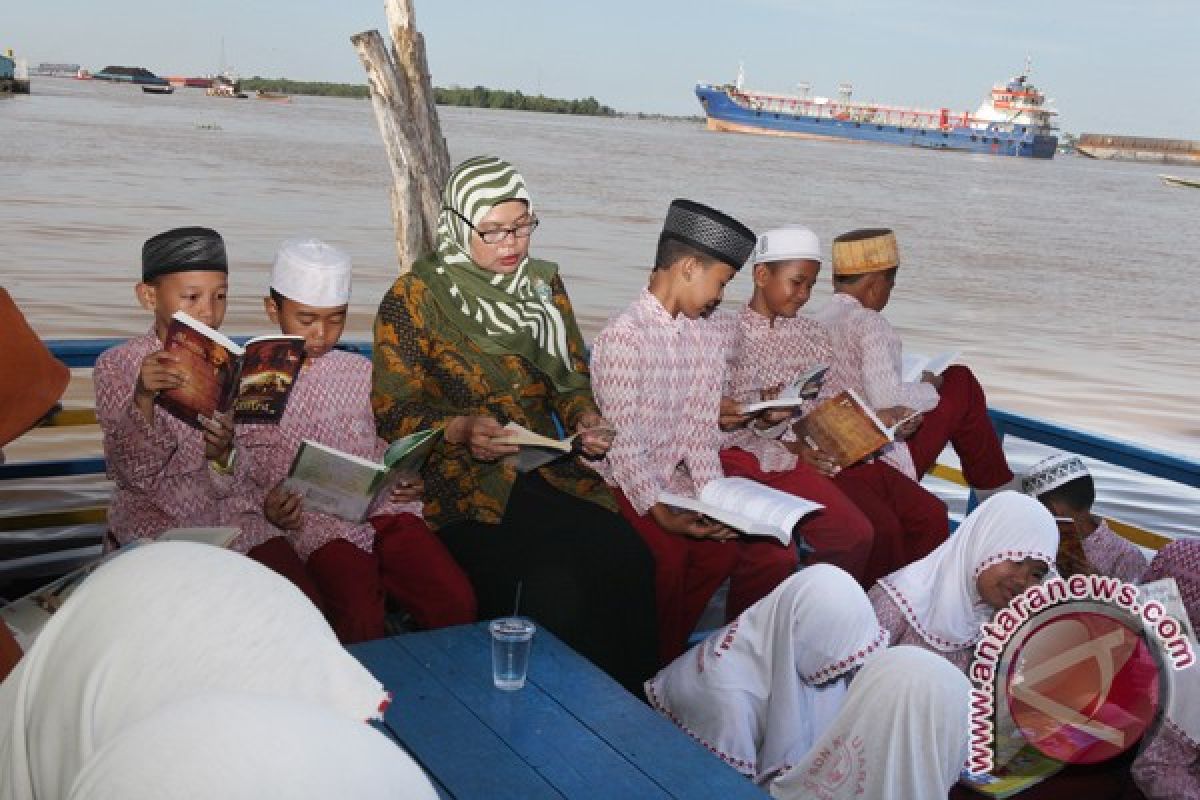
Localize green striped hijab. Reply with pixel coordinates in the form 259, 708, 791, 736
413, 156, 587, 391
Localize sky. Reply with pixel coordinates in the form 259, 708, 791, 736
6, 0, 1198, 136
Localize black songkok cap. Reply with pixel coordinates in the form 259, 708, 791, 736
141, 227, 228, 281
659, 198, 756, 270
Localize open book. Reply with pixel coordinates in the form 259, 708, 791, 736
0, 528, 238, 651
739, 364, 829, 415
658, 477, 823, 545
902, 351, 959, 383
1141, 577, 1198, 644
284, 428, 442, 522
800, 389, 917, 468
959, 743, 1064, 798
158, 310, 305, 427
500, 421, 594, 473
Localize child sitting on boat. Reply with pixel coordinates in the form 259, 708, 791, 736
645, 564, 887, 785
868, 491, 1058, 673
591, 199, 808, 662
813, 228, 1016, 496
93, 227, 247, 546
1022, 452, 1149, 583
229, 239, 475, 643
721, 226, 946, 585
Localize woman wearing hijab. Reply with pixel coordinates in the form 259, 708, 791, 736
67, 692, 437, 800
645, 564, 888, 785
769, 645, 972, 800
1132, 540, 1200, 799
868, 491, 1059, 673
372, 156, 657, 693
0, 542, 393, 800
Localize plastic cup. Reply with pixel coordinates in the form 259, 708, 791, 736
489, 617, 536, 690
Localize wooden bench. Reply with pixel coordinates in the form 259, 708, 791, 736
349, 622, 768, 799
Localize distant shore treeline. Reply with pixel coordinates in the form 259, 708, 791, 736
241, 77, 615, 116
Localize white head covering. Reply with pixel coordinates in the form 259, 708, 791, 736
1021, 452, 1089, 497
769, 646, 971, 800
270, 238, 352, 307
753, 225, 821, 266
0, 542, 388, 800
67, 691, 438, 800
646, 565, 888, 782
877, 491, 1059, 651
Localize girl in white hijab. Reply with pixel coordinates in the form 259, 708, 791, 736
769, 645, 971, 800
868, 491, 1058, 673
67, 691, 437, 800
0, 542, 392, 800
645, 564, 888, 784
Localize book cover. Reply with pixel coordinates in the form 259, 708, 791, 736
959, 744, 1065, 798
156, 311, 304, 427
659, 476, 823, 545
801, 389, 893, 468
233, 338, 305, 423
284, 428, 442, 522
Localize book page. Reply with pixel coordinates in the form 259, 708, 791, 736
159, 527, 240, 548
284, 440, 386, 522
903, 351, 959, 383
739, 397, 807, 415
780, 364, 829, 401
234, 336, 305, 423
699, 477, 822, 543
501, 422, 575, 452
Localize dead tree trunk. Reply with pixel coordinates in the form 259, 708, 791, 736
351, 0, 451, 273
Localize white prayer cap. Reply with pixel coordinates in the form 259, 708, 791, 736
752, 225, 822, 266
271, 239, 351, 307
1021, 452, 1090, 497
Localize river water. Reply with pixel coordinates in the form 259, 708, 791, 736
2, 79, 1198, 539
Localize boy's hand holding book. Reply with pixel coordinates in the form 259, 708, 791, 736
265, 481, 304, 530
388, 475, 424, 504
878, 406, 922, 440
200, 410, 235, 464
134, 350, 186, 421
789, 423, 840, 477
650, 503, 738, 541
921, 370, 944, 390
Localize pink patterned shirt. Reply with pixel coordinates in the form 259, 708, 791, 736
722, 306, 838, 473
1132, 721, 1200, 799
94, 330, 248, 547
590, 290, 731, 515
232, 350, 419, 560
813, 293, 940, 480
1085, 520, 1149, 584
867, 584, 974, 674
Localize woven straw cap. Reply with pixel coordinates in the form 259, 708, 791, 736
832, 228, 899, 275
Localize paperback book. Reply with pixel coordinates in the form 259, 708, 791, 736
157, 310, 305, 427
902, 351, 960, 383
739, 364, 829, 414
658, 476, 823, 545
284, 428, 442, 522
800, 389, 919, 468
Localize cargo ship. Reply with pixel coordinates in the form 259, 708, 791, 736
695, 63, 1058, 159
92, 66, 169, 87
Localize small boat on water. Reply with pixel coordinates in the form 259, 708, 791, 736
255, 89, 291, 103
1160, 174, 1200, 189
206, 71, 248, 99
141, 84, 174, 95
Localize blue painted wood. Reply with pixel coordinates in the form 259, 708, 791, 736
0, 457, 107, 481
351, 625, 768, 799
349, 637, 561, 799
395, 625, 672, 799
43, 339, 374, 369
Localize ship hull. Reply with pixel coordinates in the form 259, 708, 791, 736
697, 86, 1056, 159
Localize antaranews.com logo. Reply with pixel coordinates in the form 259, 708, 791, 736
968, 573, 1194, 774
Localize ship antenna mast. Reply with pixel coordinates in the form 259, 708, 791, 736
735, 61, 745, 90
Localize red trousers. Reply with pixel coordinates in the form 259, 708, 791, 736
247, 514, 476, 645
834, 461, 949, 587
720, 447, 875, 585
906, 365, 1013, 490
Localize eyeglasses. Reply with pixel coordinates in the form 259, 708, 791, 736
443, 207, 539, 244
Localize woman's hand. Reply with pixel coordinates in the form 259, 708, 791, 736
447, 415, 520, 462
574, 411, 616, 458
264, 482, 304, 530
388, 475, 425, 504
650, 503, 738, 541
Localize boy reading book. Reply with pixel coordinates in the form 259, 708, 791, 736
591, 199, 809, 662
723, 226, 948, 585
813, 228, 1015, 498
94, 227, 248, 548
230, 239, 475, 643
1022, 453, 1148, 583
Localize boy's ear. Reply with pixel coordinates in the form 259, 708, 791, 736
752, 263, 770, 289
134, 282, 157, 312
263, 295, 281, 324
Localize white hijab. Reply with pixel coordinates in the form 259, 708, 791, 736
67, 691, 437, 800
646, 565, 888, 783
0, 542, 388, 800
769, 645, 971, 800
877, 491, 1058, 651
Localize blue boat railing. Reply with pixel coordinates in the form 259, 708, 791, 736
4, 339, 1199, 554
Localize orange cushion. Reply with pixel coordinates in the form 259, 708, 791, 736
0, 288, 70, 447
